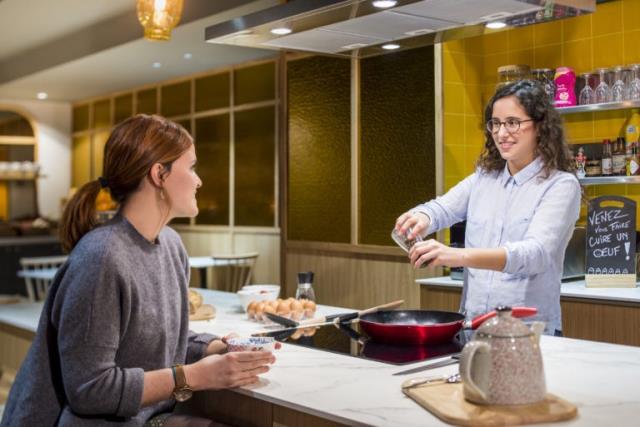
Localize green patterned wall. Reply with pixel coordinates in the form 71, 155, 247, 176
235, 106, 276, 226
288, 56, 351, 243
359, 46, 436, 245
195, 114, 230, 225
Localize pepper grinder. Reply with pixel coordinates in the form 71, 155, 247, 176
296, 271, 316, 302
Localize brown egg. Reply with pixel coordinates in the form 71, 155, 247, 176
247, 301, 257, 319
290, 300, 304, 320
276, 300, 291, 317
267, 300, 279, 310
286, 297, 296, 304
291, 328, 304, 340
255, 302, 266, 321
303, 327, 317, 337
303, 300, 316, 318
263, 304, 276, 315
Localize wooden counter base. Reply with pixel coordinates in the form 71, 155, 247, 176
177, 390, 346, 427
420, 285, 640, 346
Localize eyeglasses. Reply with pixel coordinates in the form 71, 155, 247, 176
486, 118, 535, 134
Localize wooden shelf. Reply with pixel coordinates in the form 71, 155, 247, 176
557, 99, 640, 115
578, 176, 640, 185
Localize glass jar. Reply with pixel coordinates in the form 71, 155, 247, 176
295, 271, 316, 302
531, 68, 555, 100
497, 64, 531, 89
585, 159, 602, 177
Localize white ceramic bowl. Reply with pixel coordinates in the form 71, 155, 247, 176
237, 286, 280, 311
241, 284, 280, 293
227, 336, 275, 352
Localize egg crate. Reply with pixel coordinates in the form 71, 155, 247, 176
246, 298, 317, 324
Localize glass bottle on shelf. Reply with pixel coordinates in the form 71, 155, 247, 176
578, 72, 594, 105
613, 137, 627, 176
627, 143, 640, 176
611, 66, 627, 102
595, 67, 612, 104
296, 271, 316, 302
601, 139, 613, 176
629, 64, 640, 100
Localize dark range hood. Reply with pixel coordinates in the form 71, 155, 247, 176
205, 0, 596, 58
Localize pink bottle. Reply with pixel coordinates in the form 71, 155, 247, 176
554, 67, 576, 107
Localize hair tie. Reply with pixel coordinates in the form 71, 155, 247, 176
98, 176, 109, 188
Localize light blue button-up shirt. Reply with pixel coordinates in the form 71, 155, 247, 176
415, 157, 581, 333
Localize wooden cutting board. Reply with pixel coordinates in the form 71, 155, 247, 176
403, 383, 577, 426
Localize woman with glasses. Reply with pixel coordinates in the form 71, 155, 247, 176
395, 80, 580, 336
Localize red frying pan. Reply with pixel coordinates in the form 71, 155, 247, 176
358, 306, 537, 345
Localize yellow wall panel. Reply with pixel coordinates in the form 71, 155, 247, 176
442, 49, 465, 83
563, 14, 592, 42
507, 26, 534, 52
533, 20, 563, 46
444, 145, 465, 177
508, 49, 534, 68
444, 113, 464, 143
592, 0, 623, 37
463, 85, 484, 116
563, 39, 593, 74
593, 110, 626, 139
563, 114, 594, 142
443, 82, 465, 114
465, 36, 484, 56
623, 30, 640, 64
445, 39, 465, 54
483, 53, 508, 84
482, 30, 508, 54
622, 0, 640, 32
533, 44, 561, 69
592, 33, 624, 69
464, 56, 483, 86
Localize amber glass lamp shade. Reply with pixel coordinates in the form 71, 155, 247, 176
137, 0, 184, 41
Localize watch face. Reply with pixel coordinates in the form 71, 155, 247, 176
174, 388, 193, 402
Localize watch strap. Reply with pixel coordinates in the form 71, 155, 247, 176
172, 364, 187, 389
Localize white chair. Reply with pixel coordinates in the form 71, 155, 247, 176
210, 253, 259, 292
19, 255, 68, 301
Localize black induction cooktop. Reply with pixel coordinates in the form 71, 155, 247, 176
255, 321, 465, 366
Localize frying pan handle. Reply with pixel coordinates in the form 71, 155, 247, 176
469, 306, 538, 329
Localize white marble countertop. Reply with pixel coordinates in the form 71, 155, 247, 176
2, 290, 640, 426
417, 276, 640, 304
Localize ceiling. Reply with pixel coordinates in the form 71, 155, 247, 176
0, 0, 278, 102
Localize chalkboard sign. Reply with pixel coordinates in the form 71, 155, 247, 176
586, 195, 636, 287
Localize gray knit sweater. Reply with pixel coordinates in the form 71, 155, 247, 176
1, 215, 216, 426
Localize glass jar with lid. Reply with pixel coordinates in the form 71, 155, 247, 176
531, 68, 555, 100
497, 64, 531, 89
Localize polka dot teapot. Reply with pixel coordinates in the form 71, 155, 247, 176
459, 306, 546, 405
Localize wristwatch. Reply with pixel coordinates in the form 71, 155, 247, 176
171, 364, 193, 402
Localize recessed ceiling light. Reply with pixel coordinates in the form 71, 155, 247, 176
152, 62, 162, 68
382, 43, 400, 50
183, 53, 192, 60
270, 27, 292, 36
373, 0, 397, 8
36, 92, 48, 100
486, 21, 507, 29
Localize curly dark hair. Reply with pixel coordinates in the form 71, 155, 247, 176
477, 80, 575, 179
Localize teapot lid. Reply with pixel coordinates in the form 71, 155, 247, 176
475, 306, 532, 338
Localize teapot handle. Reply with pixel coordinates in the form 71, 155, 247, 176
460, 341, 491, 404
